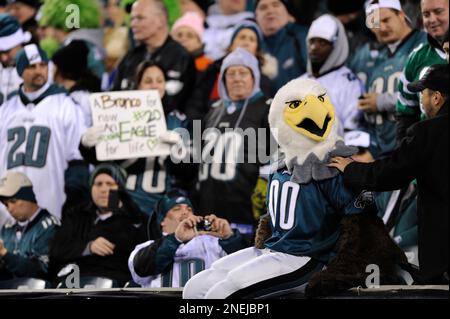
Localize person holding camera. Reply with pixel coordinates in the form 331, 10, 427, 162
49, 163, 147, 287
128, 194, 247, 288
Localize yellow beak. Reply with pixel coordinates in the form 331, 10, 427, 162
283, 94, 335, 142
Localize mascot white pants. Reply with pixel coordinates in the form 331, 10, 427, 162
183, 247, 323, 299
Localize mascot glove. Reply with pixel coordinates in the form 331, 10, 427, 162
159, 130, 182, 145
81, 126, 105, 148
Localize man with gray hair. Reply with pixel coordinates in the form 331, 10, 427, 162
112, 0, 196, 114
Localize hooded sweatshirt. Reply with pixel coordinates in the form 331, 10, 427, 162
198, 47, 271, 230
301, 15, 363, 135
218, 47, 262, 106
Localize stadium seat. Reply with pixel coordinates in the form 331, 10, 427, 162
56, 276, 119, 289
0, 278, 52, 290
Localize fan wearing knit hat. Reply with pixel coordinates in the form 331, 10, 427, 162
14, 42, 49, 77
197, 17, 278, 108
357, 0, 426, 159
0, 13, 31, 53
227, 18, 278, 100
49, 162, 148, 287
300, 14, 363, 136
0, 13, 31, 104
171, 11, 213, 72
0, 43, 85, 220
128, 192, 247, 288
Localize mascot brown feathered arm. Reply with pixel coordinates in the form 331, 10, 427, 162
254, 214, 272, 249
306, 207, 409, 298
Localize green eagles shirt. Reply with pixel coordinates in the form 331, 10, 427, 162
397, 34, 447, 117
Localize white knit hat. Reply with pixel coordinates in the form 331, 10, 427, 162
307, 14, 339, 43
171, 11, 205, 40
0, 13, 31, 51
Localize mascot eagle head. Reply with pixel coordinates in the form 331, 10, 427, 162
269, 78, 343, 168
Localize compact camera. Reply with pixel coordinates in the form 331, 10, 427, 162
196, 219, 212, 231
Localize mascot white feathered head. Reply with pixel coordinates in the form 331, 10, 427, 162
269, 78, 343, 167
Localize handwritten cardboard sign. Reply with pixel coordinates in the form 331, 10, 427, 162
90, 90, 169, 161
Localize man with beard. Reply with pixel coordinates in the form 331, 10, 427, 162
0, 44, 85, 219
359, 0, 426, 160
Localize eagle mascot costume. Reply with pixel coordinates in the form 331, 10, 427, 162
256, 78, 409, 297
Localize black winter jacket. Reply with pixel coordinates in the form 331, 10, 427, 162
343, 103, 449, 283
112, 36, 196, 114
49, 195, 147, 285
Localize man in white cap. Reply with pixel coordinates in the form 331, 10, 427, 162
347, 0, 427, 270
300, 14, 363, 136
0, 43, 86, 219
358, 0, 426, 160
0, 171, 59, 281
0, 13, 31, 105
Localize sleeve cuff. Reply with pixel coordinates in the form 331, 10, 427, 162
166, 233, 183, 247
82, 242, 92, 256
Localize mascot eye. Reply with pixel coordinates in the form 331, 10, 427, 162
318, 94, 325, 102
286, 100, 302, 109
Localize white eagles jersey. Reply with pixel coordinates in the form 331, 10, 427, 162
0, 92, 85, 218
128, 235, 227, 288
300, 66, 364, 135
